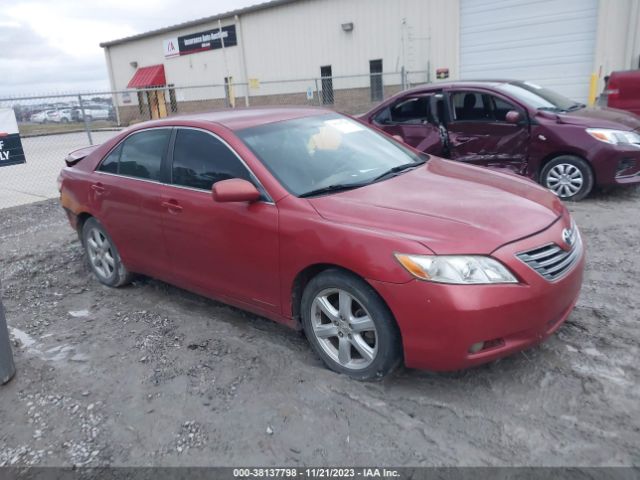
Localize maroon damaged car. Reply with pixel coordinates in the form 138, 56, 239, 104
362, 80, 640, 201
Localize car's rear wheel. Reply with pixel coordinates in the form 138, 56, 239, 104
82, 218, 132, 287
301, 269, 402, 380
541, 155, 593, 201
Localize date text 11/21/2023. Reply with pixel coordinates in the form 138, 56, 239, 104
232, 468, 401, 478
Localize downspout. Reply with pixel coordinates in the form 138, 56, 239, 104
235, 14, 251, 107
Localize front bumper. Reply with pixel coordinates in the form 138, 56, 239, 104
370, 219, 585, 371
592, 144, 640, 186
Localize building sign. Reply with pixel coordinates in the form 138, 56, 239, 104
436, 68, 450, 80
248, 78, 260, 90
163, 37, 180, 58
164, 25, 237, 58
0, 109, 26, 167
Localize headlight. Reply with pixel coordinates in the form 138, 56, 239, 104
586, 128, 640, 146
394, 253, 518, 284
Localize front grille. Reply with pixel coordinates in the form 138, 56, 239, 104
516, 229, 582, 281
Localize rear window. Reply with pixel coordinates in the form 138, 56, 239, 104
97, 129, 171, 181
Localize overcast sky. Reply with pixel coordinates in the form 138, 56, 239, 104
0, 0, 260, 97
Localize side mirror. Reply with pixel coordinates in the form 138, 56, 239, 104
212, 179, 261, 203
505, 110, 522, 124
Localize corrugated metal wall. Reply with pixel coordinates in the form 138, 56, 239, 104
459, 0, 598, 102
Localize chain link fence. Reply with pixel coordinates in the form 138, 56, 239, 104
0, 70, 429, 210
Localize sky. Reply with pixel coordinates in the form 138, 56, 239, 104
0, 0, 261, 97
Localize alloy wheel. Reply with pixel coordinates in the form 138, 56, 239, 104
545, 163, 584, 198
86, 227, 116, 280
310, 288, 378, 370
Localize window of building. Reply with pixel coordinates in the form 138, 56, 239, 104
370, 59, 383, 102
320, 65, 334, 105
118, 129, 171, 181
171, 129, 252, 190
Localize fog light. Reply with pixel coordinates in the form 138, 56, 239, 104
469, 342, 484, 353
616, 158, 636, 176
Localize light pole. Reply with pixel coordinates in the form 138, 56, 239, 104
0, 281, 16, 385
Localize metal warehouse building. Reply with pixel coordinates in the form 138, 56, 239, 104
100, 0, 640, 123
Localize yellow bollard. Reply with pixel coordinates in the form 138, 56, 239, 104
588, 73, 598, 106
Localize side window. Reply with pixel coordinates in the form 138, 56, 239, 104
171, 129, 252, 191
119, 129, 171, 181
389, 97, 431, 124
451, 92, 489, 121
490, 95, 518, 121
98, 144, 121, 174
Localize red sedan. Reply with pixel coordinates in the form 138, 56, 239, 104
59, 108, 585, 380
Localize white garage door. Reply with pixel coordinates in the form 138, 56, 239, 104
460, 0, 598, 103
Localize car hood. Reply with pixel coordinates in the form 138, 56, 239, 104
308, 158, 565, 255
553, 107, 640, 131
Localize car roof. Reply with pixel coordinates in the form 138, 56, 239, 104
402, 79, 520, 94
146, 106, 333, 131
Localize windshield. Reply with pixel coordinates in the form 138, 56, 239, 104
237, 113, 426, 197
496, 81, 582, 112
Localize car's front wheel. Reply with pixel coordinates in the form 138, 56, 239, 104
82, 218, 132, 287
541, 155, 594, 201
301, 269, 402, 380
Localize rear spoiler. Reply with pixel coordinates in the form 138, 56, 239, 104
65, 145, 100, 167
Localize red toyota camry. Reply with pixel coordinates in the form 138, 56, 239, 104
59, 108, 585, 380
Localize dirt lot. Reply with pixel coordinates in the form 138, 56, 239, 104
0, 189, 639, 467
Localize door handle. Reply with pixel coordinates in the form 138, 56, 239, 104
91, 183, 105, 195
456, 136, 472, 142
161, 200, 183, 213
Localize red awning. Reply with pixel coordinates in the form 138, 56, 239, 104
127, 64, 166, 89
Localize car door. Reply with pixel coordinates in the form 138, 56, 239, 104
160, 127, 280, 313
445, 89, 530, 174
372, 94, 444, 155
91, 128, 172, 278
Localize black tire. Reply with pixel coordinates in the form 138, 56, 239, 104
301, 269, 402, 380
540, 155, 594, 201
81, 218, 132, 287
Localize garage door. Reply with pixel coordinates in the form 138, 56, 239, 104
460, 0, 598, 102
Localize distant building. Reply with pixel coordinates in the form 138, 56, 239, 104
100, 0, 640, 124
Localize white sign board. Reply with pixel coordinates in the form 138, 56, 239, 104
163, 37, 180, 58
0, 109, 25, 167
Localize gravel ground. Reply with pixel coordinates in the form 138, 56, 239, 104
0, 189, 639, 467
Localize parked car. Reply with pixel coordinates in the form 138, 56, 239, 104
59, 108, 585, 380
598, 70, 640, 116
30, 109, 59, 123
362, 80, 640, 201
71, 104, 113, 122
57, 108, 74, 123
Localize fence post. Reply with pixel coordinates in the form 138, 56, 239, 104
78, 94, 93, 146
314, 78, 321, 106
0, 281, 16, 385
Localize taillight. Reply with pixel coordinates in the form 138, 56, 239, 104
605, 78, 620, 104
